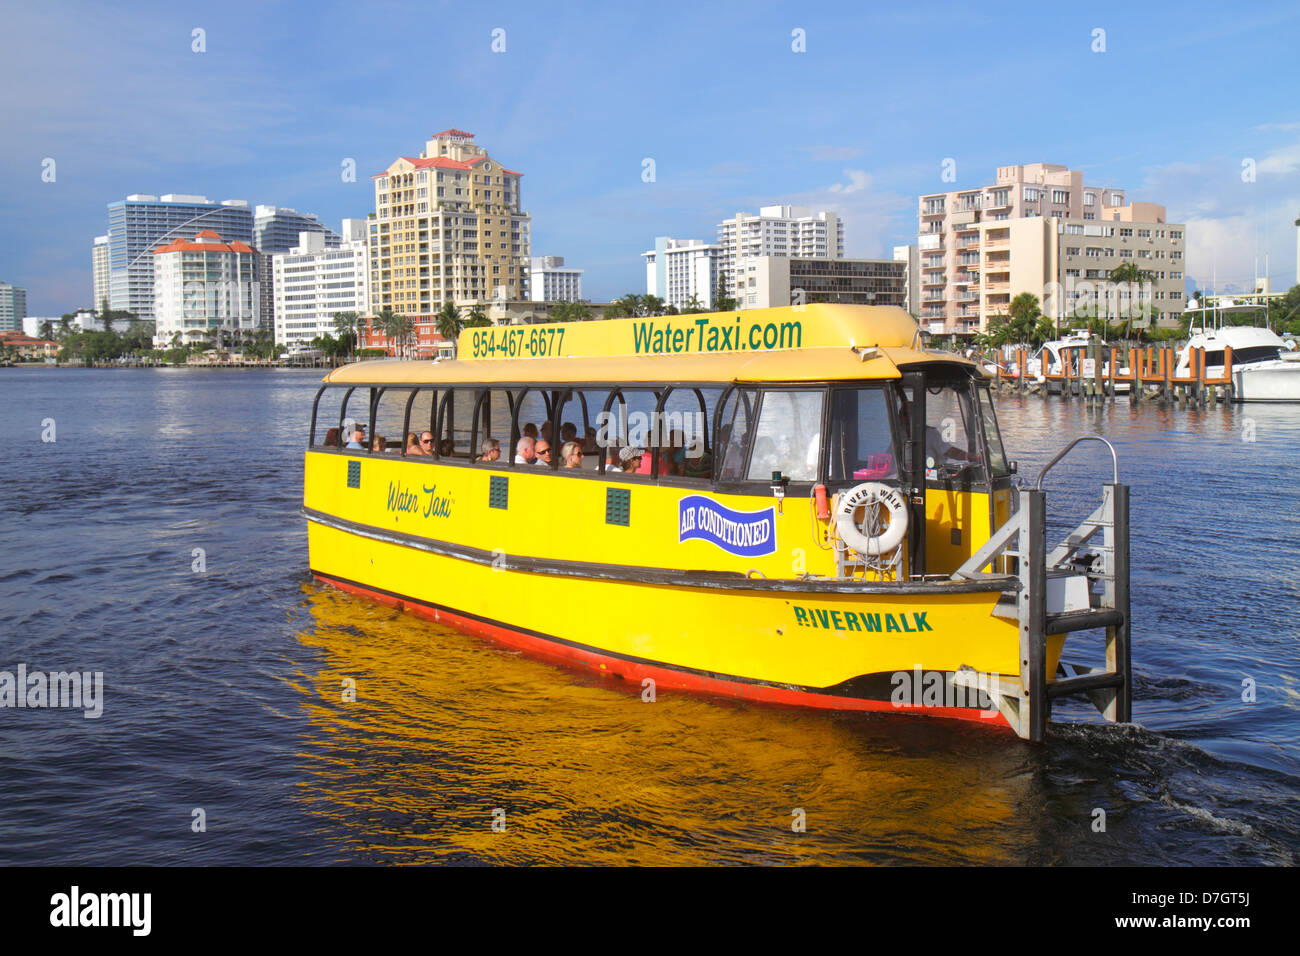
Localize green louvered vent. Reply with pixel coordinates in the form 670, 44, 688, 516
346, 460, 361, 489
605, 487, 631, 526
489, 475, 509, 510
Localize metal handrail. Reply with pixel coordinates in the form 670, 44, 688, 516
1035, 436, 1119, 489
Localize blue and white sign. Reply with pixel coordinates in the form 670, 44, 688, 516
678, 495, 776, 557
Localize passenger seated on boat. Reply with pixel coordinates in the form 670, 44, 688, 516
409, 431, 434, 456
533, 441, 553, 466
371, 433, 387, 453
514, 437, 536, 464
522, 422, 538, 439
345, 424, 366, 449
438, 438, 454, 457
405, 432, 421, 455
583, 427, 599, 454
683, 447, 712, 478
619, 446, 645, 473
560, 422, 578, 445
561, 441, 584, 468
540, 421, 553, 446
323, 427, 342, 448
476, 438, 501, 462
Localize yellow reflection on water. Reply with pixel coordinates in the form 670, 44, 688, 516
293, 583, 1059, 865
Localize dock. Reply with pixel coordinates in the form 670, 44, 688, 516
986, 343, 1236, 406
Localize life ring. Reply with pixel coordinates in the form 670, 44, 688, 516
834, 482, 909, 556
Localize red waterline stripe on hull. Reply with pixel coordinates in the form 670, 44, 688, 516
312, 571, 1010, 730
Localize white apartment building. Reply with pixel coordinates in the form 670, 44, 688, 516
529, 256, 583, 302
893, 245, 920, 316
718, 205, 844, 302
273, 219, 370, 351
642, 237, 722, 310
152, 229, 259, 347
92, 236, 110, 310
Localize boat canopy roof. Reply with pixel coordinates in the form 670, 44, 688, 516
322, 305, 983, 386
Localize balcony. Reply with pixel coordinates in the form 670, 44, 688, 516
921, 292, 947, 303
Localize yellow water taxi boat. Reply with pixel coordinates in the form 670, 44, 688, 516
304, 305, 1132, 740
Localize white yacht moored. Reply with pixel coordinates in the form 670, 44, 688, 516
1175, 319, 1300, 402
1026, 331, 1132, 394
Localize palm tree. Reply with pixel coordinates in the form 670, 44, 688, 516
374, 307, 400, 356
38, 320, 54, 341
551, 301, 592, 323
464, 306, 490, 328
1104, 262, 1158, 341
436, 302, 463, 343
381, 311, 414, 359
681, 294, 705, 314
333, 311, 361, 360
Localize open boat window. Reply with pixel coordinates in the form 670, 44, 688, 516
311, 386, 349, 447
745, 390, 824, 483
436, 388, 478, 459
827, 386, 898, 484
651, 387, 717, 480
470, 388, 513, 463
370, 387, 413, 453
598, 387, 662, 476
402, 388, 437, 456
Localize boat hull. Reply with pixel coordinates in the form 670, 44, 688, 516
1233, 362, 1300, 402
306, 516, 1022, 729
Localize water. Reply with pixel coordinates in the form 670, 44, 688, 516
0, 368, 1296, 865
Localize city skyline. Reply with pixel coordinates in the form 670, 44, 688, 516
2, 1, 1299, 316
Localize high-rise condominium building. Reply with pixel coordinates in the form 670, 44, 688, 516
254, 205, 341, 334
1009, 206, 1186, 330
152, 230, 258, 347
529, 256, 583, 303
718, 205, 844, 305
0, 282, 27, 332
92, 236, 110, 311
273, 220, 370, 352
367, 128, 531, 353
106, 194, 253, 323
642, 238, 722, 311
916, 163, 1184, 334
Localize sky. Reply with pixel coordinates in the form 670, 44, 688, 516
2, 0, 1299, 316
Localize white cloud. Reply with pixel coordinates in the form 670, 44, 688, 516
778, 170, 910, 259
1137, 140, 1300, 291
828, 169, 871, 194
1257, 144, 1300, 175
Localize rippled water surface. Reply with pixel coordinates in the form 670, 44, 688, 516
0, 368, 1296, 865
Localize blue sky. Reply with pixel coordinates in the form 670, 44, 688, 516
2, 0, 1299, 315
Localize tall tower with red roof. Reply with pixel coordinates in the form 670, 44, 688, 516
367, 129, 531, 356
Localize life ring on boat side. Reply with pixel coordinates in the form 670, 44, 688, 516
834, 482, 909, 556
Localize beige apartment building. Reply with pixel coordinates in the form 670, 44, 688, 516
917, 163, 1185, 334
366, 129, 531, 352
